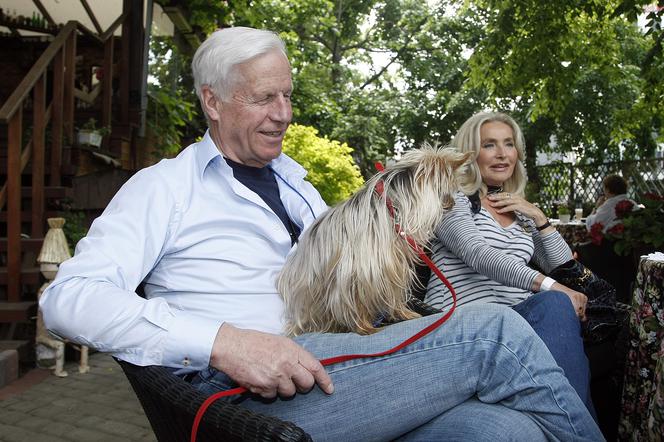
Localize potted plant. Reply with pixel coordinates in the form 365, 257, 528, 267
76, 118, 110, 148
605, 193, 664, 258
558, 205, 571, 223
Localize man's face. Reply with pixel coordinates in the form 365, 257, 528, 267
206, 50, 293, 167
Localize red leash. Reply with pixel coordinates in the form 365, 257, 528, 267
190, 163, 457, 442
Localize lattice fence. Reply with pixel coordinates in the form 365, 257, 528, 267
535, 158, 664, 215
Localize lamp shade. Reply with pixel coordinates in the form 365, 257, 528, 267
37, 218, 72, 265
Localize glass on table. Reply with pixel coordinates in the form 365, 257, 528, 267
575, 206, 583, 222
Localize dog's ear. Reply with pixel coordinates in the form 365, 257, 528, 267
447, 151, 473, 170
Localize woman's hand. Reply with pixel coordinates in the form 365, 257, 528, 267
487, 192, 548, 227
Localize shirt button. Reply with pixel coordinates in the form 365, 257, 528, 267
182, 357, 191, 367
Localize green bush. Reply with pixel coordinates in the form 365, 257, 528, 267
283, 124, 364, 205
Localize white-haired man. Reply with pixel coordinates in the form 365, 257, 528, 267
41, 27, 603, 441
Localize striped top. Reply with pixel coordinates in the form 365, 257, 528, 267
425, 192, 573, 311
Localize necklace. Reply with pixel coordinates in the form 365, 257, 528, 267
486, 185, 503, 195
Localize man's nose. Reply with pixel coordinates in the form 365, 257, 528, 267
270, 95, 292, 123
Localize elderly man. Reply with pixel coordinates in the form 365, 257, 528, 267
41, 27, 603, 441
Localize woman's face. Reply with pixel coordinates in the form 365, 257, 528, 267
476, 121, 518, 187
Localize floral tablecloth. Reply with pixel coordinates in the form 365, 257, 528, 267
554, 221, 590, 247
618, 256, 664, 440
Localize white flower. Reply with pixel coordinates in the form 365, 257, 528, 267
646, 331, 657, 344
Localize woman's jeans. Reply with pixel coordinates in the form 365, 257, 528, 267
191, 304, 603, 441
512, 290, 597, 419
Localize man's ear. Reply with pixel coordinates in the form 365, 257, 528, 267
201, 86, 222, 121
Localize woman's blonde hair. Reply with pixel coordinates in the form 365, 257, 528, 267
453, 112, 528, 198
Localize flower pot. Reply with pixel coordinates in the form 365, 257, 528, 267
559, 214, 571, 223
77, 130, 102, 147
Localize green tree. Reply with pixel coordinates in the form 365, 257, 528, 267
283, 124, 364, 204
467, 0, 663, 162
148, 35, 203, 158
158, 0, 663, 187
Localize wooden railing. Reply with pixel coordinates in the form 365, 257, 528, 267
0, 15, 126, 302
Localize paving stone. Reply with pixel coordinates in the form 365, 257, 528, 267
4, 400, 43, 413
0, 408, 27, 425
35, 421, 78, 438
0, 422, 65, 442
0, 396, 21, 408
67, 426, 113, 442
0, 350, 19, 388
15, 415, 52, 431
0, 353, 154, 441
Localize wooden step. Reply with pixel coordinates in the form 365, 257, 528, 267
0, 340, 31, 352
0, 160, 78, 177
0, 211, 59, 223
0, 302, 36, 322
20, 186, 71, 199
0, 237, 44, 252
0, 267, 41, 286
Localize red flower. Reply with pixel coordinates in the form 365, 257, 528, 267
607, 224, 624, 235
614, 200, 634, 219
589, 222, 604, 245
644, 192, 664, 201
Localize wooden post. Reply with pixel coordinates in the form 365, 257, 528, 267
7, 108, 23, 303
50, 49, 64, 186
120, 4, 131, 126
101, 36, 114, 132
32, 73, 46, 238
63, 29, 76, 143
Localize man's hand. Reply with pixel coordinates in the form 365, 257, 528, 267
209, 323, 334, 399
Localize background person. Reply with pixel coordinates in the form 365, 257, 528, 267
40, 29, 602, 441
424, 111, 595, 416
586, 174, 637, 233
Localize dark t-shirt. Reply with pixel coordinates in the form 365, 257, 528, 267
224, 157, 301, 245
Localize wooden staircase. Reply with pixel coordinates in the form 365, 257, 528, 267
0, 15, 128, 335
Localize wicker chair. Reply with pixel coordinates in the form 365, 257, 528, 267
116, 359, 312, 442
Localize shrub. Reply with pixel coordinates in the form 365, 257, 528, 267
283, 124, 364, 205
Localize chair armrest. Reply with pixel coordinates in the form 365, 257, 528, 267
116, 359, 312, 442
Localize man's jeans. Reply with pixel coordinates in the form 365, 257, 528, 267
192, 304, 604, 441
512, 290, 597, 419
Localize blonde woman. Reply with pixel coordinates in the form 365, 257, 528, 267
425, 112, 595, 417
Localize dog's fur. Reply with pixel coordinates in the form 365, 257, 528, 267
278, 145, 470, 336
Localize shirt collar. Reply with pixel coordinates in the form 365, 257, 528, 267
194, 129, 308, 181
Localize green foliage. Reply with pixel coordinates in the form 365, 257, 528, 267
61, 210, 88, 255
79, 118, 111, 136
467, 0, 663, 162
147, 36, 203, 158
147, 89, 197, 158
282, 124, 364, 205
607, 193, 664, 255
162, 0, 663, 181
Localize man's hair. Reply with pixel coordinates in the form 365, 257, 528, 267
191, 27, 287, 110
452, 111, 528, 198
603, 174, 628, 195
